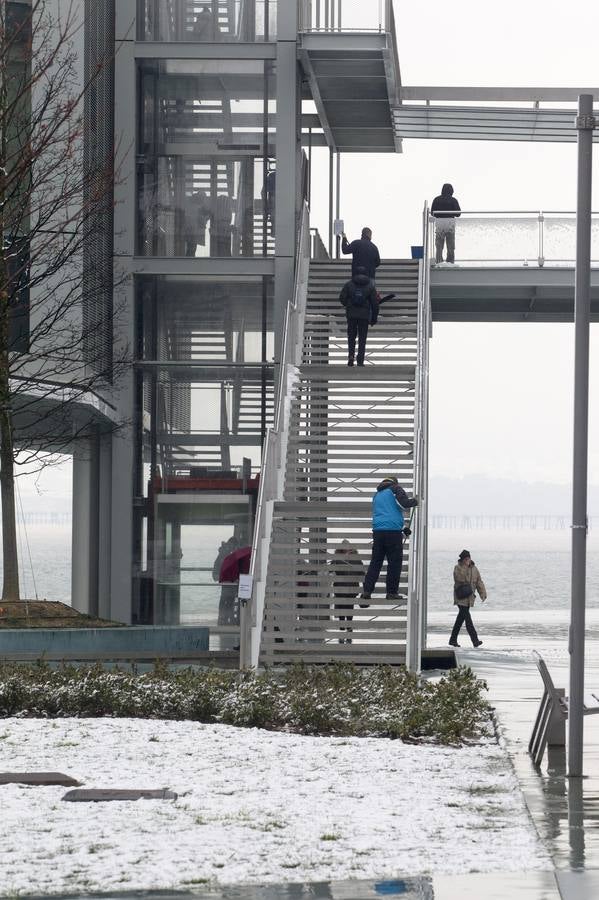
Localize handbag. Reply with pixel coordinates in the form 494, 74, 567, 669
455, 582, 474, 600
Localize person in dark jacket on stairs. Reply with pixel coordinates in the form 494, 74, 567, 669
339, 266, 378, 366
431, 183, 461, 264
341, 227, 381, 282
361, 477, 418, 602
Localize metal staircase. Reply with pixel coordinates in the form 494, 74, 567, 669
242, 205, 431, 671
259, 260, 418, 665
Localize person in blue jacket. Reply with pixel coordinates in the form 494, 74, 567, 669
361, 477, 418, 602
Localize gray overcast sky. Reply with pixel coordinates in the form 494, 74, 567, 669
310, 0, 599, 487
22, 0, 599, 503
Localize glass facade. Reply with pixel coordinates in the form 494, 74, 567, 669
131, 38, 281, 632
137, 59, 275, 257
133, 275, 274, 627
139, 0, 277, 42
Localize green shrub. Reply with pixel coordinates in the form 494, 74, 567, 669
0, 662, 490, 744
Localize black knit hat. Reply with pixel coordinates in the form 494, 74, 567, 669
458, 549, 471, 561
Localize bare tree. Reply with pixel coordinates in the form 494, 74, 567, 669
0, 0, 126, 601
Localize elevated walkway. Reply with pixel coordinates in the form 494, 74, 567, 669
393, 87, 599, 144
299, 2, 401, 152
431, 266, 599, 322
428, 210, 599, 321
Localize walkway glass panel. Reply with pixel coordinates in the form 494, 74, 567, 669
300, 0, 394, 32
428, 211, 599, 267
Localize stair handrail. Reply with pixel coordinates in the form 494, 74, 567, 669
240, 202, 311, 668
406, 202, 432, 672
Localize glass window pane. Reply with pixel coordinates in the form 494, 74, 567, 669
137, 60, 276, 257
139, 0, 277, 42
139, 275, 273, 364
134, 275, 273, 626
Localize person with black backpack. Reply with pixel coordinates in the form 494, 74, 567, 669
339, 266, 378, 366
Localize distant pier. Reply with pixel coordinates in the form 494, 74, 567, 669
431, 514, 593, 530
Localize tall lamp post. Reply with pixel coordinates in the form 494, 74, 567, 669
569, 93, 595, 777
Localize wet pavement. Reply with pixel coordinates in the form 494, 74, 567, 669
13, 871, 590, 899
455, 634, 599, 871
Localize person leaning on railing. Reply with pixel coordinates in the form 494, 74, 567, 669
360, 477, 418, 603
431, 184, 461, 264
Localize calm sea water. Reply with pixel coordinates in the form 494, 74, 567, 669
3, 526, 599, 626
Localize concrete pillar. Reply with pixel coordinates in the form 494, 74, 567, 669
109, 28, 136, 623
97, 431, 113, 620
71, 436, 99, 615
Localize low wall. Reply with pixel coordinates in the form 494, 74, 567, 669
0, 626, 209, 656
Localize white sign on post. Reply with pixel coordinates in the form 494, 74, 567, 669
238, 574, 253, 601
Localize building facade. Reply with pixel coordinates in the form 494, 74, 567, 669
74, 0, 303, 631
62, 0, 401, 635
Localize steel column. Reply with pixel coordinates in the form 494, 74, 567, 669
328, 147, 334, 257
569, 93, 595, 777
335, 152, 341, 258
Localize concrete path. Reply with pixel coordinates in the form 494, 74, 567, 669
451, 627, 599, 899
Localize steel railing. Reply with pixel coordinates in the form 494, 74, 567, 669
240, 203, 311, 669
406, 203, 432, 673
299, 0, 393, 32
310, 227, 329, 259
428, 210, 599, 267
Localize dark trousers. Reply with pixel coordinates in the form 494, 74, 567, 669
347, 318, 369, 364
363, 530, 403, 595
450, 605, 479, 645
211, 233, 231, 256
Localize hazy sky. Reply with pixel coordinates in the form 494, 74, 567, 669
310, 0, 599, 487
21, 0, 599, 505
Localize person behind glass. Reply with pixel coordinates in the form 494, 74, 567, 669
210, 193, 233, 256
329, 540, 365, 644
182, 189, 210, 257
361, 477, 417, 602
341, 227, 381, 284
449, 550, 486, 648
192, 5, 218, 40
339, 265, 378, 367
431, 183, 461, 264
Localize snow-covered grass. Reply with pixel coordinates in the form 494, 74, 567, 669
0, 664, 490, 744
0, 719, 550, 895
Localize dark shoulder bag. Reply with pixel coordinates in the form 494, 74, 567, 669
455, 582, 474, 600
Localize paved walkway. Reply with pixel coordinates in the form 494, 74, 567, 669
452, 627, 599, 899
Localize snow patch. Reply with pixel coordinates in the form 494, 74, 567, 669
0, 719, 550, 894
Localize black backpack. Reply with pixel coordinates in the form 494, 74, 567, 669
350, 285, 367, 307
